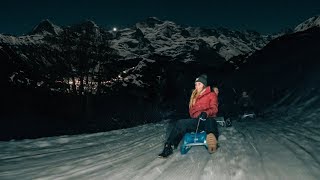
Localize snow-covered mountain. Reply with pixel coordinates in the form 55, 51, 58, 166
294, 15, 320, 32
1, 16, 319, 96
111, 17, 271, 61
30, 19, 63, 36
0, 17, 271, 61
0, 17, 274, 95
223, 21, 320, 110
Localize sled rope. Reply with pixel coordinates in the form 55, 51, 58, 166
194, 117, 202, 142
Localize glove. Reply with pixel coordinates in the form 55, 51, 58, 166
225, 118, 232, 127
198, 112, 207, 121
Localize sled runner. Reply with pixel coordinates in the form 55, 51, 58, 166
240, 112, 256, 120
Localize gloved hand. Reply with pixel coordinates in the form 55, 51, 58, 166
225, 118, 232, 127
198, 112, 207, 121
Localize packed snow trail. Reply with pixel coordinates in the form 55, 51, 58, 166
0, 112, 320, 180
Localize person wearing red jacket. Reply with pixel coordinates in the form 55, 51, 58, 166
158, 74, 219, 158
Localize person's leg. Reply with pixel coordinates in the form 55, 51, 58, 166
167, 118, 198, 147
202, 118, 219, 139
159, 118, 197, 157
201, 118, 219, 153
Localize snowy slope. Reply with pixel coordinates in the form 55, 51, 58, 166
1, 101, 319, 180
0, 20, 63, 45
0, 34, 46, 45
294, 15, 320, 32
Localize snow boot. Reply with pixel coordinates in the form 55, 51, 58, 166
158, 143, 173, 158
206, 133, 217, 153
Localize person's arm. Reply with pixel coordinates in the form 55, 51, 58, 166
205, 93, 218, 117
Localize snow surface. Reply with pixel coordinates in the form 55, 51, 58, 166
109, 19, 269, 61
1, 102, 319, 180
0, 34, 45, 45
294, 16, 320, 32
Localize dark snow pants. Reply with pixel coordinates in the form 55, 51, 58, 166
166, 118, 219, 147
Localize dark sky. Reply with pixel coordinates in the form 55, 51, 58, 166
1, 0, 319, 35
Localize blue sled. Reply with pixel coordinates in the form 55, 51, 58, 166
180, 131, 208, 154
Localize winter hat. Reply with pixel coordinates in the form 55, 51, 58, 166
195, 74, 207, 86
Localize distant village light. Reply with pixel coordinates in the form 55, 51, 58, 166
113, 27, 117, 31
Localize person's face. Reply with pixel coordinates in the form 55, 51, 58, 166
195, 82, 204, 93
242, 91, 247, 96
213, 87, 219, 95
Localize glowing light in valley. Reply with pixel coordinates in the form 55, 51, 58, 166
113, 27, 117, 31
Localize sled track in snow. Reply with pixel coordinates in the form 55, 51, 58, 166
233, 119, 320, 180
1, 120, 320, 180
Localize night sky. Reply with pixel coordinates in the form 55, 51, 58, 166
0, 0, 319, 35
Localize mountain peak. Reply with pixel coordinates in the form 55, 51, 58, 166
294, 15, 320, 32
136, 17, 164, 28
144, 17, 163, 24
80, 20, 99, 28
31, 19, 63, 35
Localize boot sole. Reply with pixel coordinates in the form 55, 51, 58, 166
206, 133, 217, 153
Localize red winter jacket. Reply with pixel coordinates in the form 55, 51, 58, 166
189, 86, 218, 118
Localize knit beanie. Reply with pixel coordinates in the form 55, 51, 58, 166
195, 74, 207, 86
